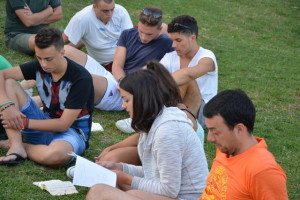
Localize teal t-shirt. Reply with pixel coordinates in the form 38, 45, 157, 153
0, 55, 13, 70
4, 0, 61, 35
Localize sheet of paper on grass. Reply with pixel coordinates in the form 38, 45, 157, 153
70, 152, 116, 188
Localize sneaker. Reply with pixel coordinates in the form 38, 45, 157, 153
66, 166, 75, 179
115, 118, 135, 134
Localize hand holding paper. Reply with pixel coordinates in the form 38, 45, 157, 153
69, 152, 117, 188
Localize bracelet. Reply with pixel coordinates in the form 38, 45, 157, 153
23, 117, 29, 129
0, 101, 13, 108
0, 102, 15, 112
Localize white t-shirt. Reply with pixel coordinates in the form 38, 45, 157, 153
160, 47, 218, 103
64, 4, 133, 65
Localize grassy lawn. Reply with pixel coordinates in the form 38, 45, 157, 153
0, 0, 299, 199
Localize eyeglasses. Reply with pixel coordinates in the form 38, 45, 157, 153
174, 23, 191, 30
142, 8, 162, 19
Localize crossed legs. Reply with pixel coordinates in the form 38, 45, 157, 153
0, 79, 74, 167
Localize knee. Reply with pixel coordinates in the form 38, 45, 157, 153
5, 78, 18, 88
86, 184, 110, 200
39, 148, 71, 167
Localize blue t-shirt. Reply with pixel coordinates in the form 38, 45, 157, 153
117, 28, 173, 74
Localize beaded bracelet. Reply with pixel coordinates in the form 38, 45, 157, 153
0, 102, 15, 112
0, 101, 13, 108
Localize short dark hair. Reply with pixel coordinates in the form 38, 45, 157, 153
146, 60, 182, 106
119, 70, 164, 133
168, 15, 198, 39
203, 89, 256, 133
139, 6, 163, 27
35, 27, 64, 50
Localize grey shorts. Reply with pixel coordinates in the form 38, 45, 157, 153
5, 32, 34, 55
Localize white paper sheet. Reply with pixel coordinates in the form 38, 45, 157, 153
91, 122, 104, 132
70, 153, 116, 188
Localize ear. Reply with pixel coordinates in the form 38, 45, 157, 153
234, 123, 246, 135
60, 48, 65, 56
191, 34, 197, 41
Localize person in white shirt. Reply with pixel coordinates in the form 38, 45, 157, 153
63, 0, 133, 71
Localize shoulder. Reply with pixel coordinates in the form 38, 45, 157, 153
120, 28, 137, 38
241, 140, 284, 176
198, 47, 216, 59
157, 34, 172, 42
72, 5, 93, 20
114, 4, 129, 14
152, 107, 192, 132
66, 58, 92, 78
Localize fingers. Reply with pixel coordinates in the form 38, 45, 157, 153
0, 108, 26, 131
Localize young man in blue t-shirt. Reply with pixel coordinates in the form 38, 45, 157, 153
112, 6, 173, 82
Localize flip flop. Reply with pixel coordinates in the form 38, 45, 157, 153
0, 153, 27, 165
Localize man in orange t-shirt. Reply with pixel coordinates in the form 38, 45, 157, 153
200, 89, 288, 200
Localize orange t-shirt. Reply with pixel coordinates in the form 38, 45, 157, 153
200, 137, 288, 200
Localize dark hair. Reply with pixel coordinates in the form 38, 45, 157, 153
203, 89, 256, 133
146, 60, 182, 106
35, 27, 64, 50
119, 70, 164, 133
139, 6, 163, 27
168, 15, 198, 39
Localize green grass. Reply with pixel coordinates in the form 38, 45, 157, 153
0, 0, 299, 199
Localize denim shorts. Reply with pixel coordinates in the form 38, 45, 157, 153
20, 96, 86, 156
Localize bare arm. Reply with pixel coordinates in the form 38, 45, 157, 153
62, 33, 85, 49
0, 67, 25, 103
27, 109, 82, 132
112, 46, 127, 82
42, 6, 63, 24
172, 57, 215, 86
0, 67, 27, 130
15, 5, 53, 27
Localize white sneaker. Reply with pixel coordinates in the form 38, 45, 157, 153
66, 166, 75, 179
115, 118, 135, 134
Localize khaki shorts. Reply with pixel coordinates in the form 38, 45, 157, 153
5, 32, 34, 55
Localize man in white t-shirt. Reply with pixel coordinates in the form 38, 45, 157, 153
160, 15, 218, 128
63, 0, 133, 71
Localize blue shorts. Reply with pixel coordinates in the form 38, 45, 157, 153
20, 96, 86, 156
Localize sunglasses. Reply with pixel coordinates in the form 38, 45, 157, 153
142, 8, 162, 19
174, 23, 191, 30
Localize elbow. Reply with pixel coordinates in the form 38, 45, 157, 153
55, 124, 71, 132
57, 13, 63, 21
23, 21, 36, 27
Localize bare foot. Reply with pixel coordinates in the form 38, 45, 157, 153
0, 139, 10, 149
0, 147, 27, 162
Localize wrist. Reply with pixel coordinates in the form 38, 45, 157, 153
23, 117, 29, 129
